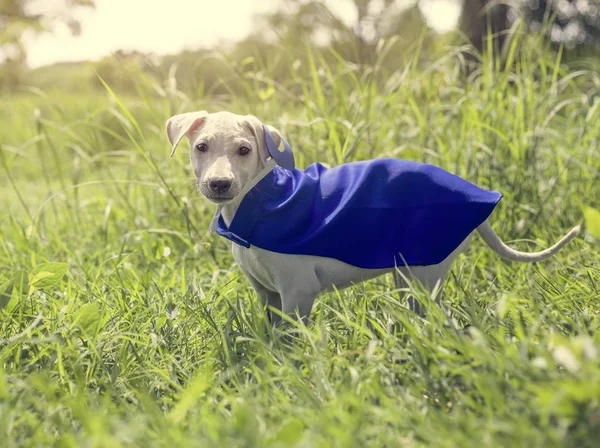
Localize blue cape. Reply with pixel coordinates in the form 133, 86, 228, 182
216, 159, 502, 269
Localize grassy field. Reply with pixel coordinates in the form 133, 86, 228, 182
1, 39, 600, 447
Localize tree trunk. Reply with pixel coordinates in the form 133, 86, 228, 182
459, 0, 510, 66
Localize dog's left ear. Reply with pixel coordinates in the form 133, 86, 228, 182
166, 110, 208, 157
243, 115, 282, 164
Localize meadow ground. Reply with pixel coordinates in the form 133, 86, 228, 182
1, 43, 600, 447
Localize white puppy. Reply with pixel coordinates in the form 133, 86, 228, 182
167, 110, 580, 323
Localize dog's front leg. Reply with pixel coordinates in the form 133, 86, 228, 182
241, 269, 283, 324
268, 257, 322, 325
251, 281, 316, 326
280, 289, 319, 325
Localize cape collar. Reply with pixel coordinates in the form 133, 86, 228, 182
207, 158, 276, 233
213, 166, 286, 248
208, 124, 294, 233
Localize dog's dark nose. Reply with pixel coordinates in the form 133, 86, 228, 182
209, 178, 232, 194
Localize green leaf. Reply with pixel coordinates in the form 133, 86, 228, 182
73, 303, 102, 335
583, 206, 600, 239
96, 74, 144, 140
168, 368, 212, 424
0, 368, 8, 400
156, 315, 167, 330
29, 262, 69, 291
270, 418, 305, 445
0, 280, 14, 310
0, 270, 29, 311
12, 270, 28, 296
258, 86, 275, 101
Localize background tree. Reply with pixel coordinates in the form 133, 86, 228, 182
257, 0, 429, 65
458, 0, 600, 69
523, 0, 600, 49
459, 0, 509, 66
0, 0, 95, 89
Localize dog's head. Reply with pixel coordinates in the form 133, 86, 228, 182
166, 111, 281, 204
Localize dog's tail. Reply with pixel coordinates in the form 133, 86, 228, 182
477, 221, 580, 262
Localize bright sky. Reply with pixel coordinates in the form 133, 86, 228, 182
25, 0, 461, 68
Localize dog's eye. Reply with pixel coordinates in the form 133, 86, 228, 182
196, 143, 208, 152
238, 146, 251, 156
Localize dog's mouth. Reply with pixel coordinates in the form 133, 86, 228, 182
198, 185, 237, 204
206, 195, 234, 204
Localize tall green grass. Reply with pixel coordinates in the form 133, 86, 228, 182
1, 33, 599, 447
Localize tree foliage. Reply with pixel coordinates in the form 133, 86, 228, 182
256, 0, 431, 64
0, 0, 94, 88
3, 0, 600, 94
459, 0, 600, 57
523, 0, 600, 49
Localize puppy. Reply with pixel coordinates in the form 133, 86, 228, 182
167, 110, 580, 323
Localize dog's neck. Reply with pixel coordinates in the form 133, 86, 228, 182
209, 159, 277, 232
220, 201, 241, 227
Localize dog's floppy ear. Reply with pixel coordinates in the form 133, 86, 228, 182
166, 110, 208, 157
243, 115, 282, 163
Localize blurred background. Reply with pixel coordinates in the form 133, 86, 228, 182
2, 4, 600, 445
1, 0, 599, 95
1, 0, 599, 224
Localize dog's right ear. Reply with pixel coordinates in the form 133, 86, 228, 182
166, 110, 208, 157
243, 115, 283, 165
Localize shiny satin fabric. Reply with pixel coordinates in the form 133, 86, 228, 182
216, 159, 502, 269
